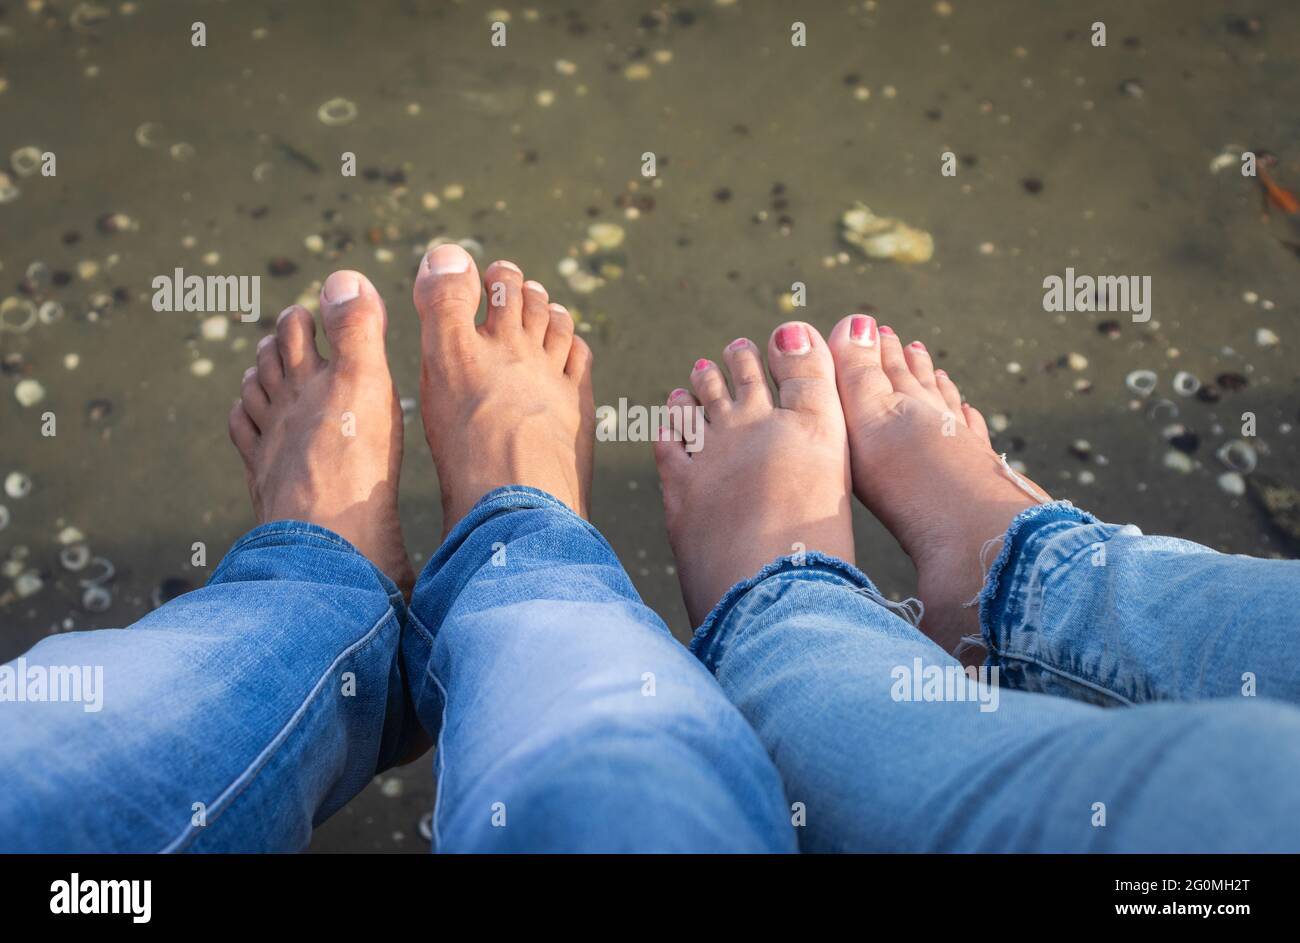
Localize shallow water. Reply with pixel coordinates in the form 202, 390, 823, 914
1, 0, 1297, 851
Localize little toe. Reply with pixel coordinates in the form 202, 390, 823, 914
963, 403, 991, 443
653, 388, 697, 473
228, 399, 260, 462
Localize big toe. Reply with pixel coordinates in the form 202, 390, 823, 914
414, 243, 482, 348
320, 270, 389, 365
827, 313, 894, 407
766, 321, 842, 415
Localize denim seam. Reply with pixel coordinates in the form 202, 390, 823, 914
428, 670, 451, 852
157, 604, 399, 853
983, 646, 1135, 706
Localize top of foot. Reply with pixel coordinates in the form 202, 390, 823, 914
412, 244, 594, 536
826, 314, 1048, 654
655, 322, 854, 626
228, 270, 414, 596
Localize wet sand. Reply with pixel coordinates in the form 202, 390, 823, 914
1, 0, 1297, 852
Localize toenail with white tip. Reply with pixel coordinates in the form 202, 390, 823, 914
322, 271, 361, 304
425, 243, 472, 275
524, 280, 546, 294
494, 260, 522, 274
849, 315, 876, 347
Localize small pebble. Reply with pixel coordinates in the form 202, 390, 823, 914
1218, 471, 1246, 497
201, 316, 229, 342
5, 471, 32, 499
1256, 327, 1279, 348
1162, 450, 1193, 474
190, 358, 214, 378
14, 378, 45, 407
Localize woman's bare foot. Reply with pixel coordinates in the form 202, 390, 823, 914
227, 270, 415, 597
826, 314, 1048, 654
412, 244, 594, 534
655, 323, 855, 627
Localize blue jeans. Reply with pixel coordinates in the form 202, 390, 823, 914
3, 492, 1299, 852
0, 488, 793, 853
693, 502, 1300, 852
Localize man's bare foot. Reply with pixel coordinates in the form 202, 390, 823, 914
412, 244, 594, 535
655, 322, 855, 627
826, 314, 1049, 655
227, 270, 415, 598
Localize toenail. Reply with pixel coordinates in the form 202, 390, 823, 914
494, 260, 522, 274
243, 366, 257, 379
727, 337, 750, 351
548, 303, 568, 315
322, 271, 361, 304
524, 280, 546, 294
693, 358, 713, 372
849, 315, 876, 346
276, 305, 298, 324
879, 325, 895, 336
910, 340, 927, 352
257, 335, 275, 350
935, 369, 948, 378
425, 243, 472, 275
669, 387, 690, 400
775, 323, 811, 354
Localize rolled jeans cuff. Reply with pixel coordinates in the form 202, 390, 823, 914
978, 500, 1100, 663
690, 552, 878, 673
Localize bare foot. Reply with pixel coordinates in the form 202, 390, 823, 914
826, 314, 1048, 654
412, 244, 594, 534
227, 270, 415, 597
655, 322, 855, 627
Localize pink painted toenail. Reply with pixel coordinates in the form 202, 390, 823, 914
910, 340, 927, 352
425, 243, 472, 275
775, 323, 810, 354
322, 271, 361, 304
935, 369, 948, 378
669, 388, 689, 400
850, 315, 877, 346
727, 337, 750, 351
878, 325, 895, 336
693, 358, 713, 372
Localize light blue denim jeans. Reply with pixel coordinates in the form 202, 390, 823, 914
4, 491, 1298, 852
0, 487, 794, 853
692, 502, 1300, 852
